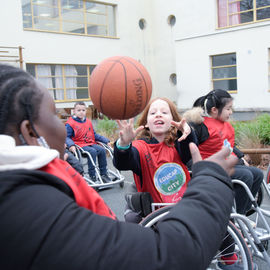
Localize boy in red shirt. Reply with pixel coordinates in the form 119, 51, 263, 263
66, 102, 111, 183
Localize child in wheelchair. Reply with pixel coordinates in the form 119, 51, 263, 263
184, 89, 264, 216
65, 102, 111, 183
183, 89, 262, 270
113, 97, 197, 222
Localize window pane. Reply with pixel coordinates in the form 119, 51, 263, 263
61, 9, 84, 22
33, 5, 59, 18
76, 88, 89, 99
34, 18, 60, 31
240, 10, 254, 23
62, 22, 85, 33
212, 66, 237, 79
257, 7, 270, 20
212, 54, 236, 67
76, 65, 87, 76
107, 6, 116, 36
86, 13, 107, 24
22, 2, 32, 28
86, 2, 106, 13
77, 77, 88, 87
61, 0, 83, 9
90, 65, 96, 74
213, 79, 237, 91
257, 0, 270, 8
26, 64, 35, 77
87, 24, 107, 35
32, 0, 58, 6
240, 0, 253, 11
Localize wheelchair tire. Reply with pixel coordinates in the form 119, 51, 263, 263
140, 206, 253, 270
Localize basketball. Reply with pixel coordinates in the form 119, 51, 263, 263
89, 56, 152, 119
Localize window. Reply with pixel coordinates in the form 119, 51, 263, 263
211, 53, 237, 92
21, 0, 116, 37
217, 0, 270, 28
26, 63, 95, 102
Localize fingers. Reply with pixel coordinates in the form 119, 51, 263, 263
210, 146, 231, 160
189, 143, 202, 164
135, 125, 144, 136
225, 154, 238, 176
206, 146, 238, 176
171, 119, 191, 142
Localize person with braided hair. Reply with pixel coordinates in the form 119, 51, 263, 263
0, 64, 238, 270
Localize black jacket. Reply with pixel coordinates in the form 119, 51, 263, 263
0, 162, 233, 270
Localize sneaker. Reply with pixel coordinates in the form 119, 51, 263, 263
217, 260, 258, 270
101, 174, 112, 183
89, 175, 97, 182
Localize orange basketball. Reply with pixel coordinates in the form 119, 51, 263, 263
89, 56, 152, 119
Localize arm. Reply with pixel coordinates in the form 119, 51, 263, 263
175, 127, 197, 164
94, 130, 110, 144
65, 124, 75, 148
113, 142, 142, 175
189, 122, 209, 145
1, 147, 235, 270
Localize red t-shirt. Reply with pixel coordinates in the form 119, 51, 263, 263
132, 140, 190, 203
199, 117, 235, 159
66, 117, 96, 147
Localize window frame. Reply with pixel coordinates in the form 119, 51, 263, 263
21, 0, 117, 38
26, 63, 95, 103
217, 0, 270, 29
211, 52, 238, 93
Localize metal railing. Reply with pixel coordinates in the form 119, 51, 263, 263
0, 46, 23, 68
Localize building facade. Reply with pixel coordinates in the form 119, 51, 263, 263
1, 0, 270, 119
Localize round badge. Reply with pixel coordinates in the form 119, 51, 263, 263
154, 163, 186, 196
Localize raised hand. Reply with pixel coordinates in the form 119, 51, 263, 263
116, 119, 144, 147
189, 142, 238, 176
171, 118, 191, 142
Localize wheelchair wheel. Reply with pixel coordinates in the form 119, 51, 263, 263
140, 207, 253, 270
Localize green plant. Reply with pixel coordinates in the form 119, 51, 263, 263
95, 116, 118, 141
232, 113, 270, 166
233, 114, 270, 146
256, 113, 270, 145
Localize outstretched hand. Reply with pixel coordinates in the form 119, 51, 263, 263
171, 119, 191, 142
189, 142, 238, 176
116, 119, 144, 147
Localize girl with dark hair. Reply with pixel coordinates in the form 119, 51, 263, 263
113, 97, 197, 222
0, 65, 238, 270
184, 89, 262, 270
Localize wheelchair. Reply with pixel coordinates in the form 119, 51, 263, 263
138, 169, 270, 270
74, 142, 125, 190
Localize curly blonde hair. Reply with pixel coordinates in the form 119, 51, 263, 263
136, 97, 181, 146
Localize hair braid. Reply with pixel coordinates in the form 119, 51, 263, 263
0, 64, 43, 135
